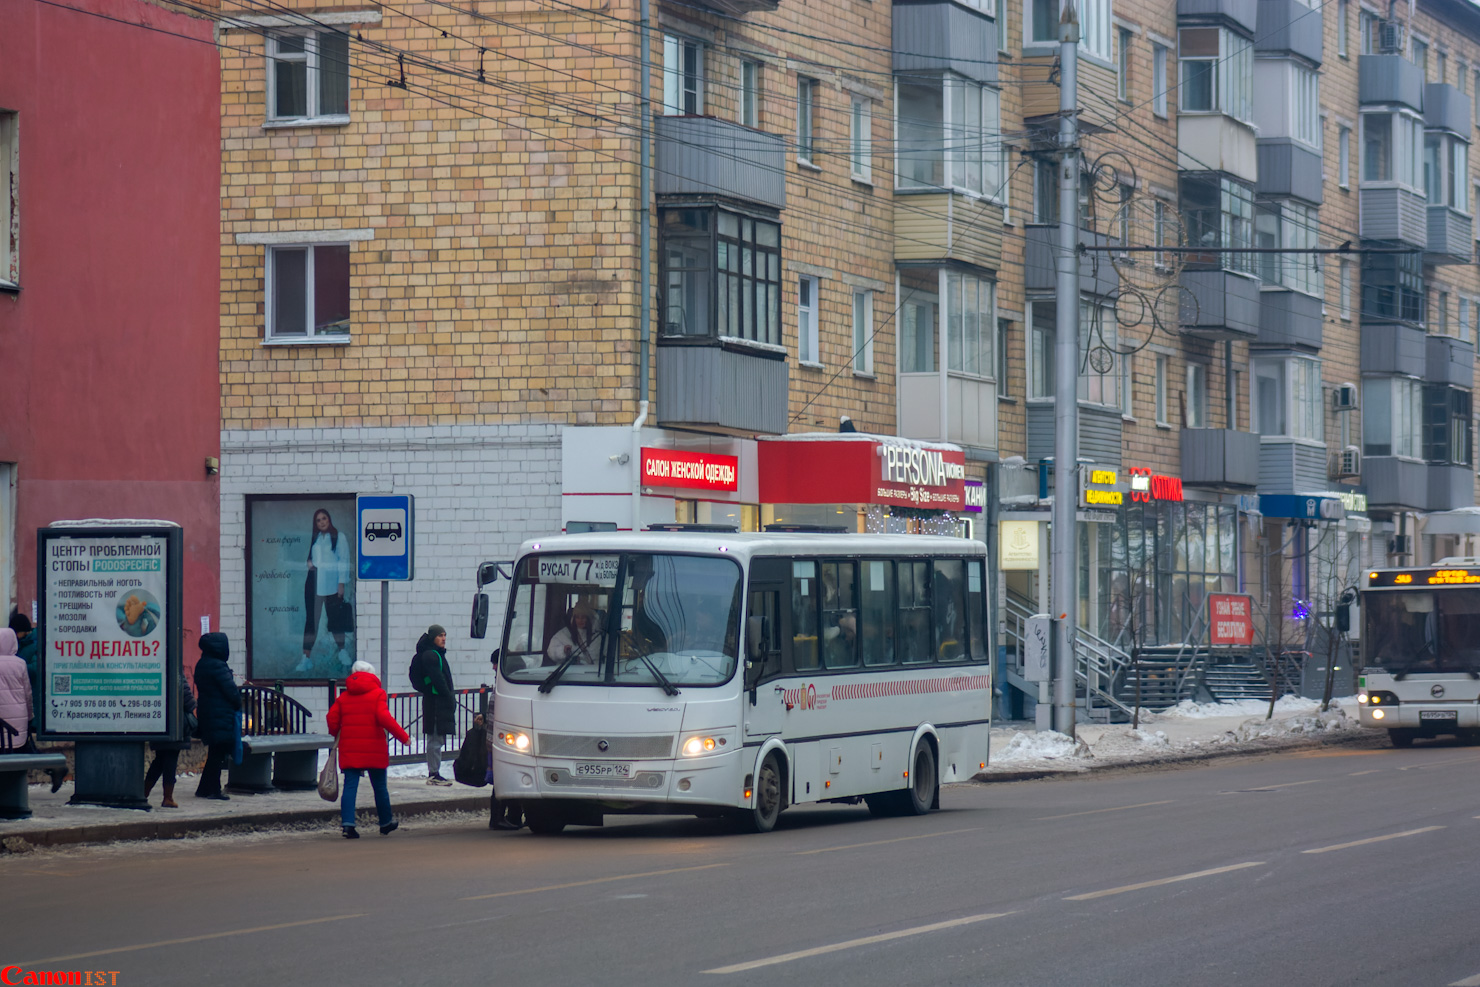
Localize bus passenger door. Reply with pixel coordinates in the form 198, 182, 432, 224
744, 578, 786, 742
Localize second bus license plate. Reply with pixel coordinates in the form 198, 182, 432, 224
1420, 710, 1458, 722
574, 762, 632, 779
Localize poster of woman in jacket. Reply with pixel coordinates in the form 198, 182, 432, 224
245, 495, 357, 682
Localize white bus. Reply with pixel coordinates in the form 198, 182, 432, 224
1358, 562, 1480, 746
470, 530, 992, 833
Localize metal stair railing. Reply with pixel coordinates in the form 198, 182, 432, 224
1003, 590, 1135, 720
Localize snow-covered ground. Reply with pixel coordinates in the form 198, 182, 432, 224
983, 696, 1365, 774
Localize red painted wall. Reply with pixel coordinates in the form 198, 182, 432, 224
0, 0, 221, 653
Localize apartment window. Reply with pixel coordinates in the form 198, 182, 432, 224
1153, 199, 1168, 268
1436, 290, 1451, 336
0, 111, 15, 287
1152, 44, 1168, 116
1186, 363, 1208, 427
896, 76, 1003, 200
1118, 29, 1133, 101
1461, 61, 1470, 94
1461, 297, 1472, 343
997, 318, 1012, 396
266, 244, 351, 340
1254, 356, 1322, 441
1029, 0, 1111, 58
659, 206, 781, 347
1254, 201, 1321, 296
1361, 110, 1423, 189
1362, 246, 1425, 325
1027, 299, 1118, 406
1413, 39, 1429, 79
1339, 258, 1352, 319
1121, 352, 1135, 418
1292, 65, 1320, 148
1438, 51, 1448, 85
850, 97, 872, 182
996, 0, 1008, 50
945, 271, 997, 377
1155, 354, 1169, 424
1426, 386, 1473, 465
1029, 0, 1058, 43
797, 275, 819, 364
1475, 71, 1480, 123
1424, 132, 1471, 211
797, 77, 816, 164
899, 271, 939, 373
740, 61, 760, 128
1337, 0, 1349, 57
662, 36, 703, 115
1363, 376, 1424, 457
267, 32, 350, 122
1179, 27, 1253, 123
852, 289, 874, 374
1338, 126, 1351, 188
1181, 174, 1256, 276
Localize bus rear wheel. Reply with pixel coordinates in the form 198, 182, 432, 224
738, 754, 784, 833
1389, 729, 1416, 748
866, 743, 937, 817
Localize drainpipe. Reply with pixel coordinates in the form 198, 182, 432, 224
631, 400, 649, 531
633, 0, 653, 533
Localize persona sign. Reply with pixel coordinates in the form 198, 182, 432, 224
758, 436, 966, 511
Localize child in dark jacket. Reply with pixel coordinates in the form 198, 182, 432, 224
327, 660, 411, 838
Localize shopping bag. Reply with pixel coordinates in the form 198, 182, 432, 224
317, 737, 340, 801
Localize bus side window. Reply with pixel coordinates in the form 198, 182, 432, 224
791, 560, 820, 671
860, 559, 896, 666
821, 561, 860, 669
899, 560, 931, 663
933, 559, 966, 662
965, 559, 986, 658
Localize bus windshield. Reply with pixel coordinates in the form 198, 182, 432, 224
500, 552, 743, 688
1365, 589, 1480, 676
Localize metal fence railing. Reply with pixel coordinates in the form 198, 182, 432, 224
240, 685, 314, 736
383, 687, 491, 765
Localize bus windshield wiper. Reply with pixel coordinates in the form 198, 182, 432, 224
634, 652, 680, 697
538, 652, 581, 693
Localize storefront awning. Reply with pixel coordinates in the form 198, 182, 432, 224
1422, 507, 1480, 535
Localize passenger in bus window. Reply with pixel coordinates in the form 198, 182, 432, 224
546, 604, 605, 665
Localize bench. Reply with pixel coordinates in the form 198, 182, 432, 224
0, 754, 68, 820
227, 733, 335, 794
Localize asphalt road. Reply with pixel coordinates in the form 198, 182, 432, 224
4, 736, 1480, 987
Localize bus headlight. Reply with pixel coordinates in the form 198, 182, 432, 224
682, 735, 724, 756
1372, 709, 1385, 720
1367, 691, 1400, 707
1357, 691, 1368, 704
499, 731, 531, 752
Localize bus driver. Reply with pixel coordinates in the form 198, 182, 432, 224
546, 604, 605, 665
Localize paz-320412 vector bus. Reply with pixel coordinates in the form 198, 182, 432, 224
1359, 562, 1480, 746
469, 530, 992, 833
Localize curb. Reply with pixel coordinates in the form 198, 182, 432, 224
2, 794, 490, 850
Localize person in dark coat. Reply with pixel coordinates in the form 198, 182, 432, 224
145, 679, 196, 808
193, 632, 241, 800
327, 660, 411, 838
411, 624, 455, 785
8, 611, 39, 724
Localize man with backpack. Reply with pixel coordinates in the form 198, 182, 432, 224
409, 624, 456, 785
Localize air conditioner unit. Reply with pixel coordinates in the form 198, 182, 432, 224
1379, 21, 1404, 54
1330, 446, 1361, 478
1332, 383, 1357, 411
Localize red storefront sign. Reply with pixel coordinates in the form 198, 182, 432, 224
1208, 593, 1255, 647
758, 437, 966, 511
1127, 467, 1184, 503
640, 448, 739, 492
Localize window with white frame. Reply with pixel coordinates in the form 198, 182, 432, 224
1121, 352, 1135, 417
945, 271, 997, 377
1153, 199, 1168, 268
1338, 126, 1351, 187
1361, 110, 1423, 189
267, 243, 352, 340
1179, 27, 1253, 122
1461, 60, 1470, 93
662, 36, 703, 115
852, 289, 874, 374
1254, 356, 1322, 441
1413, 38, 1429, 78
1424, 131, 1471, 212
1152, 43, 1168, 116
896, 75, 1004, 199
996, 0, 1008, 50
797, 77, 816, 164
1292, 65, 1320, 148
1337, 0, 1349, 56
797, 275, 819, 363
850, 97, 872, 182
267, 32, 350, 123
1254, 200, 1321, 296
1029, 0, 1058, 44
1339, 258, 1352, 319
1181, 174, 1256, 276
1360, 11, 1380, 54
1186, 363, 1208, 427
0, 111, 15, 287
1118, 29, 1133, 100
1437, 290, 1452, 335
1362, 376, 1423, 457
998, 318, 1012, 395
1461, 296, 1472, 343
1438, 51, 1448, 84
1026, 298, 1118, 405
899, 271, 939, 373
1029, 0, 1112, 59
740, 61, 760, 128
1155, 353, 1169, 423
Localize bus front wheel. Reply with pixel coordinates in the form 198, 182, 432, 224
525, 804, 568, 834
1389, 729, 1416, 748
739, 754, 784, 833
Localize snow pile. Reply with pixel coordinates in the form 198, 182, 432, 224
1231, 704, 1359, 742
993, 730, 1092, 764
1153, 695, 1322, 720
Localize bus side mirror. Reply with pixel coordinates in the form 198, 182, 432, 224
746, 616, 768, 664
470, 592, 490, 639
476, 562, 500, 588
1335, 602, 1350, 633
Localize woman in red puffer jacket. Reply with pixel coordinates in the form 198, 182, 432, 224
327, 661, 411, 839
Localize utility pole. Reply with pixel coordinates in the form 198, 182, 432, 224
1051, 0, 1081, 737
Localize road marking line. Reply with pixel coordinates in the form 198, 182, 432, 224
1399, 755, 1480, 771
461, 862, 729, 900
1035, 800, 1174, 821
1246, 780, 1321, 790
1301, 826, 1445, 855
1449, 973, 1480, 986
1064, 862, 1265, 901
794, 827, 980, 855
1349, 770, 1381, 776
22, 913, 366, 965
702, 911, 1014, 974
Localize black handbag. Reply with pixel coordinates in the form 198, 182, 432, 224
325, 594, 355, 634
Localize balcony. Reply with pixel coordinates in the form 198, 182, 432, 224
893, 1, 997, 84
1254, 0, 1322, 64
1364, 456, 1429, 511
1255, 139, 1323, 205
1024, 225, 1118, 296
896, 193, 1004, 271
1179, 269, 1261, 339
1360, 323, 1427, 376
1359, 54, 1424, 110
1359, 187, 1428, 247
1178, 115, 1258, 183
1426, 206, 1474, 266
685, 0, 777, 15
1426, 334, 1476, 388
656, 339, 788, 436
1428, 464, 1476, 511
1181, 428, 1260, 489
898, 373, 998, 453
1257, 289, 1322, 350
1425, 83, 1471, 136
1178, 0, 1258, 34
654, 116, 786, 210
1259, 438, 1329, 493
1026, 403, 1123, 469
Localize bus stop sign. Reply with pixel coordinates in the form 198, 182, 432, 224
357, 494, 414, 580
